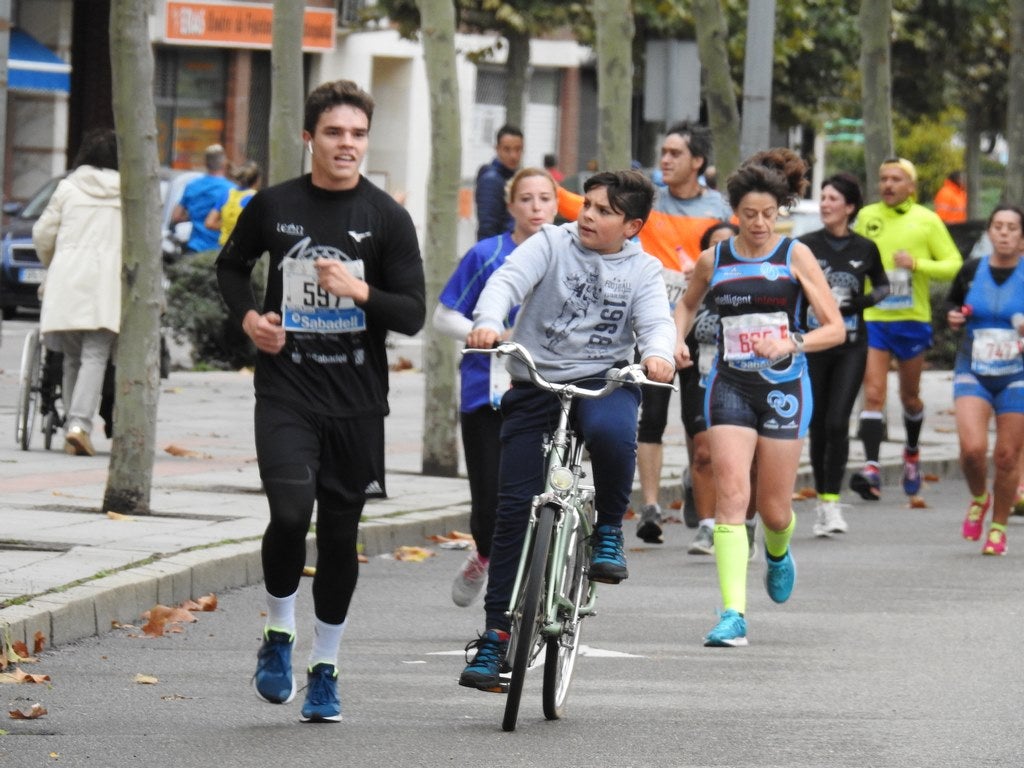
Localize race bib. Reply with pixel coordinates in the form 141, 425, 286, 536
877, 268, 912, 310
971, 328, 1023, 377
720, 311, 790, 370
662, 268, 687, 311
281, 257, 367, 334
489, 353, 511, 408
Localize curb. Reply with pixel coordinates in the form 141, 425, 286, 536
1, 508, 471, 653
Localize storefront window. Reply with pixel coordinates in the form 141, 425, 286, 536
155, 48, 228, 168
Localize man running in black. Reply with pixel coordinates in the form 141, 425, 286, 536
216, 80, 425, 723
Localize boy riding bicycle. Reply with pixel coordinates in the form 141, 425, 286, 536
459, 169, 676, 691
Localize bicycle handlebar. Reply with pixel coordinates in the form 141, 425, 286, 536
463, 341, 677, 399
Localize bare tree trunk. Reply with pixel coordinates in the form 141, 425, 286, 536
1005, 0, 1024, 206
692, 0, 740, 179
104, 0, 162, 514
270, 0, 304, 185
504, 30, 529, 130
593, 0, 633, 170
963, 108, 982, 219
859, 0, 895, 201
417, 0, 460, 477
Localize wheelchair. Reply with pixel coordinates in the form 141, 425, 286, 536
15, 328, 65, 451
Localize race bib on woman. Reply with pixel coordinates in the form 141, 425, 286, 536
720, 311, 790, 370
971, 328, 1023, 377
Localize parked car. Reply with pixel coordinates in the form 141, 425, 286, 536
0, 175, 62, 318
0, 168, 203, 319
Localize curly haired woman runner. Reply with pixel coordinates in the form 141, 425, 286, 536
674, 149, 845, 646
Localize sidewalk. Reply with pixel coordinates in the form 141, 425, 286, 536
0, 336, 963, 651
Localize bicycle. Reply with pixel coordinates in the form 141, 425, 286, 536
15, 327, 64, 451
464, 341, 675, 732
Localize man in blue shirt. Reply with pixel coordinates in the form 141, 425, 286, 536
171, 143, 236, 254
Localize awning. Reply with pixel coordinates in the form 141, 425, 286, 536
8, 28, 71, 95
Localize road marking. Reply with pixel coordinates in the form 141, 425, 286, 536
425, 645, 641, 659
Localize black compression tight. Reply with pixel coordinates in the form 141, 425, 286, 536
808, 347, 867, 496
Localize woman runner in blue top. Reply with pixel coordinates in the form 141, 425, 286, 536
674, 148, 845, 647
945, 205, 1024, 556
433, 167, 558, 606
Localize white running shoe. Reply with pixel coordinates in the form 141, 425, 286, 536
812, 499, 848, 537
451, 551, 488, 607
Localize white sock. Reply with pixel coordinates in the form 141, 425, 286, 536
309, 618, 347, 669
699, 518, 714, 530
265, 591, 298, 636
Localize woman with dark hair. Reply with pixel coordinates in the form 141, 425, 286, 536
945, 204, 1024, 556
800, 173, 889, 536
32, 128, 121, 457
674, 148, 845, 646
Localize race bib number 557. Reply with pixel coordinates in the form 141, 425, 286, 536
281, 257, 367, 334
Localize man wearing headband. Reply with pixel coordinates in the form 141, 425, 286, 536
848, 158, 961, 502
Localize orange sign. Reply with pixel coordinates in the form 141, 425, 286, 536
165, 1, 336, 52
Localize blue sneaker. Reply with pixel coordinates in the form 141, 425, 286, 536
300, 663, 342, 722
764, 549, 796, 604
459, 629, 509, 691
704, 609, 748, 647
253, 628, 296, 704
590, 524, 628, 583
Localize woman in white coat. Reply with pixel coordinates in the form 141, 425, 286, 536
32, 128, 121, 456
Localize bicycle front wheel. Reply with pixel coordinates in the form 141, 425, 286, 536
16, 329, 42, 451
502, 503, 555, 733
542, 501, 591, 720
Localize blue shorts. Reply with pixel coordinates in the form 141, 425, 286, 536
705, 369, 811, 440
952, 357, 1024, 415
866, 321, 933, 361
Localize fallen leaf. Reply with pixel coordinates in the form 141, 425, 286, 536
662, 514, 682, 524
669, 499, 683, 510
427, 530, 474, 543
163, 444, 212, 459
141, 604, 174, 637
166, 607, 197, 624
624, 508, 637, 520
106, 510, 136, 521
302, 565, 317, 577
795, 487, 817, 499
9, 703, 47, 720
924, 473, 940, 482
393, 545, 435, 562
194, 594, 218, 612
0, 668, 50, 684
10, 642, 35, 664
389, 356, 414, 371
357, 553, 368, 564
134, 674, 159, 685
909, 496, 929, 508
32, 632, 45, 655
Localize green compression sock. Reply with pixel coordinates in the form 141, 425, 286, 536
714, 524, 749, 614
764, 512, 796, 560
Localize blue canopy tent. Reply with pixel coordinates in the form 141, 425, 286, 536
8, 28, 70, 94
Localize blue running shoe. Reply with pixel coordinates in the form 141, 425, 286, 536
902, 448, 921, 496
590, 524, 628, 583
459, 629, 509, 691
704, 609, 748, 647
253, 628, 295, 704
300, 663, 342, 722
764, 549, 796, 604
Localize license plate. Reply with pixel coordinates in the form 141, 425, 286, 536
19, 268, 46, 284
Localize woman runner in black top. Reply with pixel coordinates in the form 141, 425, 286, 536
799, 173, 888, 534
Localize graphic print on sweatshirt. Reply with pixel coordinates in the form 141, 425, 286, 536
544, 269, 601, 352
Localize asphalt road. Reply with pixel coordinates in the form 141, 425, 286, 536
4, 483, 1022, 767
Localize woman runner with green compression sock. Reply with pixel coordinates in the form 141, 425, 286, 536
674, 149, 845, 646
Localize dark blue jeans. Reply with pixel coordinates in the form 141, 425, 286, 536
483, 378, 641, 631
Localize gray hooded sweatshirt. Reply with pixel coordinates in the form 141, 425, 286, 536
472, 221, 675, 382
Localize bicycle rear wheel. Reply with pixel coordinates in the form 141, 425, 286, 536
16, 329, 42, 451
502, 503, 555, 733
542, 501, 592, 720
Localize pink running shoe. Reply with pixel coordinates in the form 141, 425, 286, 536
982, 528, 1007, 556
962, 495, 990, 541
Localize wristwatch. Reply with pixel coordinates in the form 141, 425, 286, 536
791, 333, 805, 354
